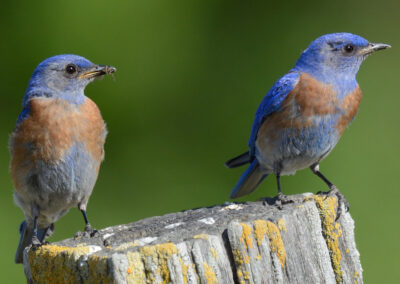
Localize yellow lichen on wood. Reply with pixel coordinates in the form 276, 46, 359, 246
232, 249, 245, 265
210, 247, 218, 260
236, 270, 245, 284
240, 223, 253, 249
178, 258, 189, 284
265, 221, 286, 267
232, 248, 250, 283
140, 243, 178, 283
354, 270, 359, 284
254, 220, 286, 267
233, 222, 253, 282
203, 262, 218, 284
313, 195, 343, 284
244, 270, 250, 280
254, 220, 268, 246
277, 218, 287, 232
29, 245, 89, 283
88, 255, 113, 283
126, 251, 146, 283
114, 242, 137, 251
193, 234, 209, 240
28, 245, 114, 283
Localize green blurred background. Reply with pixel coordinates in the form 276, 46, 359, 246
0, 0, 398, 282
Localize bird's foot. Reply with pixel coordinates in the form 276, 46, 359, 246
30, 235, 42, 250
317, 186, 349, 220
75, 224, 99, 239
44, 223, 55, 239
275, 193, 294, 209
85, 225, 99, 237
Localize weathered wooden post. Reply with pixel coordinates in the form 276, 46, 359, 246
23, 192, 363, 284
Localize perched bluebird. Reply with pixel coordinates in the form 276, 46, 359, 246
10, 54, 116, 263
226, 33, 390, 203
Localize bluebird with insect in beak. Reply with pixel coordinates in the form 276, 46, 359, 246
10, 54, 116, 263
226, 33, 390, 207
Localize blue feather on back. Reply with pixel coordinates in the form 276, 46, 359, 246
248, 71, 299, 157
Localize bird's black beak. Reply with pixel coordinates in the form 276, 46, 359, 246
79, 65, 117, 79
359, 42, 391, 55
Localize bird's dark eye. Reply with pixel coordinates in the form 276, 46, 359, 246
344, 44, 354, 53
65, 64, 77, 74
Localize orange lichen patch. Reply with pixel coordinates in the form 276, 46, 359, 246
336, 86, 362, 135
313, 195, 343, 283
193, 234, 209, 240
126, 251, 146, 283
254, 220, 286, 267
240, 223, 253, 250
203, 262, 218, 284
140, 243, 178, 282
10, 97, 106, 193
28, 245, 108, 283
277, 218, 287, 232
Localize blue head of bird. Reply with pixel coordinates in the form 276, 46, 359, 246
294, 33, 390, 85
23, 54, 116, 105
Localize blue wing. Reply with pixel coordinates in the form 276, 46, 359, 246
248, 71, 299, 157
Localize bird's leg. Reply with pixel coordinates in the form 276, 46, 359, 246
40, 223, 55, 245
81, 209, 93, 233
310, 163, 349, 218
277, 173, 283, 196
31, 215, 41, 247
75, 203, 98, 238
310, 163, 336, 190
275, 173, 293, 206
43, 223, 55, 239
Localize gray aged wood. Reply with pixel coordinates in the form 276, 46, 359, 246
23, 192, 363, 284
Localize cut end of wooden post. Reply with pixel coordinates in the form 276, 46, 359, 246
24, 192, 363, 284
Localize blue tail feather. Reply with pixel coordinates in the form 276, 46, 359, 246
15, 220, 53, 264
230, 160, 268, 198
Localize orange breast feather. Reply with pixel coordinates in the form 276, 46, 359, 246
257, 73, 337, 140
10, 97, 106, 189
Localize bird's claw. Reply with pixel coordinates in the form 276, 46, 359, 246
75, 225, 99, 239
275, 193, 294, 209
30, 236, 42, 250
86, 228, 99, 238
317, 186, 349, 220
